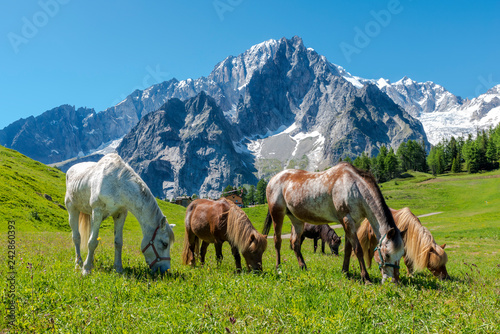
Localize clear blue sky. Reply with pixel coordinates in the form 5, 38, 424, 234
1, 0, 499, 129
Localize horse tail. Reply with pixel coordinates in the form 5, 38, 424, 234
182, 231, 196, 265
356, 219, 374, 268
262, 210, 273, 235
79, 212, 91, 251
182, 203, 198, 265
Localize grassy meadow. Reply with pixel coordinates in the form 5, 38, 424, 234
1, 145, 499, 333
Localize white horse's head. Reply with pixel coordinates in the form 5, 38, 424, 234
141, 217, 175, 274
374, 227, 405, 283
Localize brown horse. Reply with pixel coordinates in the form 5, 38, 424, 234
293, 223, 342, 255
263, 162, 405, 283
182, 198, 267, 271
357, 207, 450, 280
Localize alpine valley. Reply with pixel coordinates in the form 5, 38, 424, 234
1, 36, 499, 199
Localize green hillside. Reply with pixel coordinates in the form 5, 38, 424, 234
0, 146, 68, 231
0, 145, 186, 234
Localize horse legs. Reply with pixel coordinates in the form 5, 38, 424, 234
404, 256, 414, 277
321, 239, 326, 254
82, 208, 103, 275
187, 234, 198, 267
313, 237, 318, 253
200, 241, 209, 266
113, 210, 127, 273
289, 217, 307, 270
270, 210, 285, 269
342, 215, 371, 283
230, 244, 242, 271
342, 238, 352, 273
68, 207, 83, 269
214, 241, 224, 266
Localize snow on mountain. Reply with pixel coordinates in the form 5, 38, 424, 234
334, 65, 499, 144
418, 85, 500, 144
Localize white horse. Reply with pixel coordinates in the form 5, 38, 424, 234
65, 153, 175, 275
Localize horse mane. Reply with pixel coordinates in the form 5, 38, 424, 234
393, 207, 439, 270
356, 219, 377, 268
111, 154, 166, 223
345, 163, 399, 237
108, 154, 171, 238
226, 203, 266, 253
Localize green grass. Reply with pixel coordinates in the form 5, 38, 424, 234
1, 146, 499, 333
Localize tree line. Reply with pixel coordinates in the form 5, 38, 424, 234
350, 124, 500, 182
427, 126, 500, 175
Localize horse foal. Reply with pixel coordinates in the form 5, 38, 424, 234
182, 198, 267, 271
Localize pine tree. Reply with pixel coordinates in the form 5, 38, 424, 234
428, 145, 445, 175
451, 157, 460, 173
384, 147, 399, 179
467, 142, 480, 173
256, 179, 268, 204
377, 145, 388, 182
247, 185, 256, 205
397, 142, 410, 172
486, 139, 498, 168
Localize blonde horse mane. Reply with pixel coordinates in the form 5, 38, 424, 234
393, 207, 445, 271
226, 203, 267, 254
357, 207, 447, 271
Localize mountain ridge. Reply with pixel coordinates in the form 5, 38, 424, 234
5, 36, 499, 197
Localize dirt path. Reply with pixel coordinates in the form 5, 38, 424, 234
267, 213, 443, 239
417, 212, 443, 218
421, 173, 500, 184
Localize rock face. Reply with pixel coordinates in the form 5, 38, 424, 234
117, 93, 257, 199
0, 105, 134, 164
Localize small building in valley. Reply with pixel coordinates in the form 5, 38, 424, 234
223, 193, 243, 208
173, 196, 192, 208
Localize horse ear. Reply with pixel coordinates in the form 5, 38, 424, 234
441, 243, 446, 249
160, 216, 166, 228
387, 228, 396, 240
249, 234, 256, 243
399, 229, 407, 239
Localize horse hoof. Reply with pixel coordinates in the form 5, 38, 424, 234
115, 267, 124, 274
364, 280, 373, 286
82, 269, 92, 276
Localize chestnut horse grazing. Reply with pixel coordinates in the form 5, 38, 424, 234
182, 198, 267, 271
357, 207, 450, 280
293, 223, 342, 255
65, 154, 175, 275
263, 162, 405, 283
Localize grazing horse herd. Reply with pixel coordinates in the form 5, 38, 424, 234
65, 154, 449, 283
